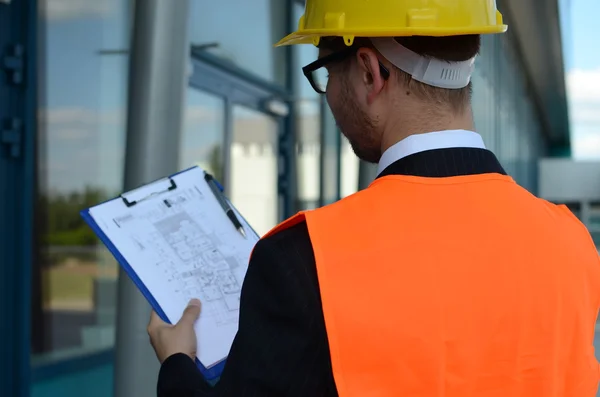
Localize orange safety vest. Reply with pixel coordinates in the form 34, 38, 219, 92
264, 173, 600, 396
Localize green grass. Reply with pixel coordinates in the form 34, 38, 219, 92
43, 268, 93, 303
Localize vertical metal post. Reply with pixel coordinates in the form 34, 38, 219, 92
318, 97, 326, 207
222, 98, 233, 192
114, 1, 190, 396
319, 100, 340, 206
274, 0, 297, 219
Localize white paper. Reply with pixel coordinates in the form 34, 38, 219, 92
88, 166, 259, 368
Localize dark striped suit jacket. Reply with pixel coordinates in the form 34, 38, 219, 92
157, 147, 507, 397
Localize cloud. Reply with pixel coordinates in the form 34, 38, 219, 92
52, 128, 92, 140
184, 106, 219, 124
570, 106, 600, 124
572, 128, 600, 159
45, 105, 218, 144
44, 107, 121, 126
42, 107, 124, 143
45, 106, 218, 128
45, 0, 114, 20
567, 68, 600, 103
567, 68, 600, 159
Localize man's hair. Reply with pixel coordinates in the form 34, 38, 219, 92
320, 35, 481, 113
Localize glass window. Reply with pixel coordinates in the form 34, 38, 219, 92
32, 0, 130, 362
296, 98, 321, 209
180, 89, 226, 182
340, 139, 359, 197
229, 105, 279, 236
188, 0, 285, 83
320, 105, 341, 205
294, 2, 321, 210
473, 26, 544, 194
472, 35, 498, 154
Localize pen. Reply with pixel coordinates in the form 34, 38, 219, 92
204, 172, 247, 238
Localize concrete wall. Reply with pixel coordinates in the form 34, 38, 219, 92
539, 158, 600, 202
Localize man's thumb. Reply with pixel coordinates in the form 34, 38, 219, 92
179, 299, 201, 325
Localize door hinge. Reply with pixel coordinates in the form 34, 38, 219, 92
3, 44, 24, 85
2, 118, 22, 158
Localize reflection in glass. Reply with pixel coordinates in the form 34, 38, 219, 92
296, 99, 321, 210
294, 8, 322, 211
340, 139, 359, 198
320, 105, 340, 205
472, 33, 546, 194
32, 0, 130, 361
230, 106, 278, 236
188, 0, 281, 82
180, 89, 226, 182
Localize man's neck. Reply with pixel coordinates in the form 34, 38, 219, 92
380, 109, 475, 154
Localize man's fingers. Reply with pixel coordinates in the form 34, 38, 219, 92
178, 299, 201, 326
148, 310, 167, 334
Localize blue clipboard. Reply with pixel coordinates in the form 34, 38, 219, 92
80, 166, 226, 381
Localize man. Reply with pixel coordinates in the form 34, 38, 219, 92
148, 1, 600, 396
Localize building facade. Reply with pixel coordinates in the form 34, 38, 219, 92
0, 0, 570, 396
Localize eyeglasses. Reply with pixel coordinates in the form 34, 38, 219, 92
302, 47, 391, 94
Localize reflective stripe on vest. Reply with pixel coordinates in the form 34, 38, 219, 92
265, 173, 600, 397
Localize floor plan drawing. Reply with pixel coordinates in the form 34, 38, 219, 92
133, 188, 247, 327
87, 166, 259, 369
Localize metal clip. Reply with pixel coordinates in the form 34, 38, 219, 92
3, 44, 24, 85
1, 118, 22, 158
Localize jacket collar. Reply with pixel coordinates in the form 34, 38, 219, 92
376, 130, 505, 178
377, 147, 507, 179
377, 130, 487, 176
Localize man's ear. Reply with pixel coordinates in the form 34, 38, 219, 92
355, 48, 386, 103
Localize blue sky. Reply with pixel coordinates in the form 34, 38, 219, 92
567, 0, 597, 69
564, 0, 600, 159
41, 0, 599, 193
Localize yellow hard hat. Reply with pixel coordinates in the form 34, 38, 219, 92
276, 0, 507, 47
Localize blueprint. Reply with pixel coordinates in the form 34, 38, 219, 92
88, 167, 259, 369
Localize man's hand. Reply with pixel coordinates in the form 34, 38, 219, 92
147, 299, 202, 363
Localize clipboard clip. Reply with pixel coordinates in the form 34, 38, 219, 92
120, 177, 178, 207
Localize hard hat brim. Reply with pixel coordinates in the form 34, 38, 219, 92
275, 25, 508, 47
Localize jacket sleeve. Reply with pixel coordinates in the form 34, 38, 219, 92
157, 222, 337, 397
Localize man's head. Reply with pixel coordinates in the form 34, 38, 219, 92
276, 0, 506, 163
313, 35, 481, 163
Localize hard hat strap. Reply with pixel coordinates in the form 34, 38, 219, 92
370, 38, 475, 90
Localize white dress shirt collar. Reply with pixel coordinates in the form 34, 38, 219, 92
376, 129, 486, 176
